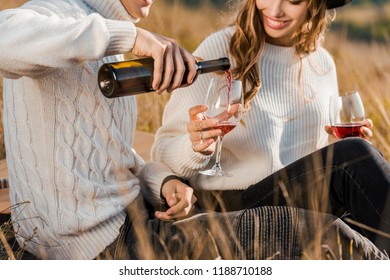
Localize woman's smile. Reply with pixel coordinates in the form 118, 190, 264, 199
263, 14, 290, 30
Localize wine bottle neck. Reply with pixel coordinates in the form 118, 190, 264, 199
196, 57, 230, 74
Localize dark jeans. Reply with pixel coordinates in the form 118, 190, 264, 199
195, 138, 390, 253
96, 195, 245, 260
97, 196, 388, 260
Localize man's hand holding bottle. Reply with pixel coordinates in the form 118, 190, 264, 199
132, 27, 197, 94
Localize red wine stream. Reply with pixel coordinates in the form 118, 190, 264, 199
225, 69, 232, 104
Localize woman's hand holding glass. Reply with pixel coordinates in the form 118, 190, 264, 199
188, 101, 243, 157
190, 77, 243, 176
188, 105, 222, 155
325, 119, 374, 143
326, 91, 374, 143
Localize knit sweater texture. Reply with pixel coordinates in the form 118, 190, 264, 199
140, 27, 338, 205
0, 0, 142, 259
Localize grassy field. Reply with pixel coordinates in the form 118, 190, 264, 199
0, 0, 390, 261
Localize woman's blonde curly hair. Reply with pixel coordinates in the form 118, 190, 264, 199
229, 0, 334, 108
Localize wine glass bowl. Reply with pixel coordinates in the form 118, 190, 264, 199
199, 76, 243, 177
329, 91, 365, 139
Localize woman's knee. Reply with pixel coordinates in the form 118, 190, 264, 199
333, 138, 377, 157
323, 138, 385, 168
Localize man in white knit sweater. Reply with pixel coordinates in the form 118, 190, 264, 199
0, 0, 197, 259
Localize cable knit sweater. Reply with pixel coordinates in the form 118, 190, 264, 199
140, 27, 338, 205
0, 0, 143, 259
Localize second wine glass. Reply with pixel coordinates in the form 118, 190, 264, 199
329, 91, 366, 139
199, 76, 243, 177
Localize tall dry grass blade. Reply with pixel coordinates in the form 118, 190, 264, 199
350, 239, 354, 260
0, 227, 15, 260
343, 217, 390, 239
337, 225, 343, 260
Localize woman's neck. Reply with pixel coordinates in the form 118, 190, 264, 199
265, 34, 294, 47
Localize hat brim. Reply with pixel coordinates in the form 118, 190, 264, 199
327, 0, 352, 9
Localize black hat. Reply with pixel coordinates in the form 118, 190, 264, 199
326, 0, 352, 9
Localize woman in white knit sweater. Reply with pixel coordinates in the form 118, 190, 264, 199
0, 0, 199, 259
141, 0, 390, 254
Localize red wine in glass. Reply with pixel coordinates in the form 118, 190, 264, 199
331, 122, 364, 138
211, 122, 237, 136
329, 91, 365, 139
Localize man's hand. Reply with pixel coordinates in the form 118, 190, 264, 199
155, 179, 197, 220
132, 28, 197, 94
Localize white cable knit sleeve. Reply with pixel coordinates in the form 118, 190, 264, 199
139, 161, 175, 207
0, 8, 136, 79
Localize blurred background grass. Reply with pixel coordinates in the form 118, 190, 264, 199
0, 0, 389, 160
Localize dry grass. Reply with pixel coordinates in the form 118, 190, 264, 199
335, 2, 390, 25
0, 0, 26, 10
0, 0, 389, 260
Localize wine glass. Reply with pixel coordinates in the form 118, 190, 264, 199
199, 76, 243, 177
329, 91, 366, 139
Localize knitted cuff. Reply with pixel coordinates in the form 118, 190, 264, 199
160, 175, 185, 201
104, 19, 137, 55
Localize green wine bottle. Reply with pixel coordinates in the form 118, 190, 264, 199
98, 57, 230, 98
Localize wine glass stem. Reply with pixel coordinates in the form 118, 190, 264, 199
214, 136, 223, 171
